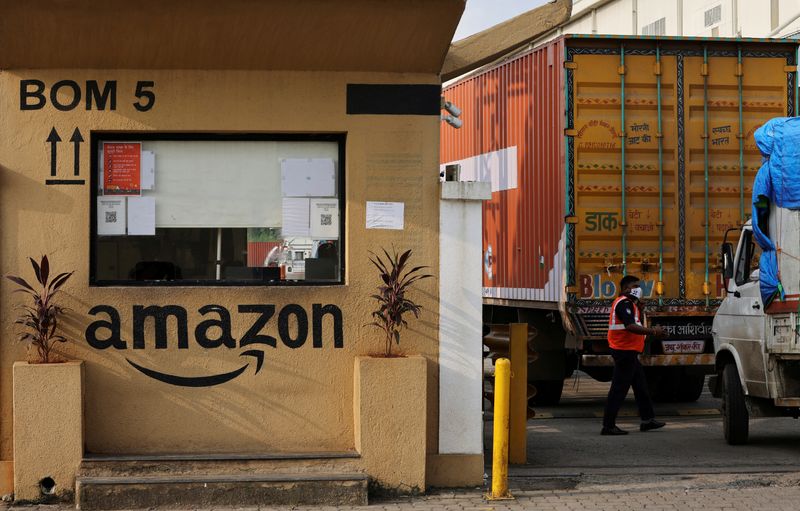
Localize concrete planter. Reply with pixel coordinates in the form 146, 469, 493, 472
13, 361, 83, 502
354, 355, 427, 493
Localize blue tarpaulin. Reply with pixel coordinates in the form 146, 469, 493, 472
751, 117, 800, 305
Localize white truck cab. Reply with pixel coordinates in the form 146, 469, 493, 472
713, 219, 800, 445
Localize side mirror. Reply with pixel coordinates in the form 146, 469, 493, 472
721, 242, 734, 280
720, 242, 741, 297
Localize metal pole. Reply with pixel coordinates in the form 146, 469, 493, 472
509, 323, 528, 465
216, 227, 223, 280
656, 45, 665, 305
737, 46, 745, 226
620, 44, 628, 276
488, 358, 512, 500
564, 44, 574, 297
702, 46, 711, 306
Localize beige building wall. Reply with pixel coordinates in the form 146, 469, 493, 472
0, 69, 442, 457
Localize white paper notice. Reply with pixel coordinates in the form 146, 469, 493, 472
140, 151, 155, 190
366, 201, 404, 230
127, 196, 156, 235
310, 199, 339, 239
281, 158, 336, 197
282, 198, 310, 237
97, 197, 127, 235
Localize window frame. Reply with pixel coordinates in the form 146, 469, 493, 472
734, 229, 755, 287
704, 4, 722, 29
641, 17, 666, 37
89, 131, 347, 287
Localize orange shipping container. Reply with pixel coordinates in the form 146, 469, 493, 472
442, 35, 800, 311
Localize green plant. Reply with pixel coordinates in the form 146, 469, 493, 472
368, 248, 432, 357
6, 256, 73, 363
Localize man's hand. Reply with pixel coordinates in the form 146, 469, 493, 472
650, 326, 666, 338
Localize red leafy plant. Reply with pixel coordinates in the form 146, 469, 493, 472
6, 256, 74, 363
368, 248, 432, 357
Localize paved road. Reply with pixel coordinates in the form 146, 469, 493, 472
512, 373, 800, 475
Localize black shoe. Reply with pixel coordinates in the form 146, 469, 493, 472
601, 426, 629, 436
640, 419, 666, 432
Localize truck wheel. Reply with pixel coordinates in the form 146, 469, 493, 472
649, 367, 680, 403
722, 363, 749, 445
645, 368, 664, 400
530, 379, 564, 406
676, 371, 705, 402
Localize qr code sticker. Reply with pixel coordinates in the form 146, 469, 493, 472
105, 211, 117, 223
320, 214, 332, 226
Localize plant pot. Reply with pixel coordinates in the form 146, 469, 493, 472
13, 361, 83, 502
354, 355, 427, 493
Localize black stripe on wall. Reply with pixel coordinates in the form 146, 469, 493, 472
346, 84, 440, 115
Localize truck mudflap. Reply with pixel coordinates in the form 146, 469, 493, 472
581, 354, 715, 367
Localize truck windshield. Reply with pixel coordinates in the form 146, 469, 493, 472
735, 230, 761, 286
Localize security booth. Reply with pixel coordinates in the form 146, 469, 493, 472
0, 0, 486, 506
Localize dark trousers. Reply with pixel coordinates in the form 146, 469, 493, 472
602, 348, 656, 428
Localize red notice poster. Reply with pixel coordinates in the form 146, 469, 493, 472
104, 142, 141, 195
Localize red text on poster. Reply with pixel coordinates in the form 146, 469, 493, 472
104, 142, 141, 195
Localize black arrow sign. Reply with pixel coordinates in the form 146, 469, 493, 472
69, 127, 83, 176
45, 127, 85, 185
46, 127, 61, 177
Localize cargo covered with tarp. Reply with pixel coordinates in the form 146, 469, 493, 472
752, 117, 800, 306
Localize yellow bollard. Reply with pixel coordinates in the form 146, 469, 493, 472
508, 323, 528, 464
487, 358, 513, 500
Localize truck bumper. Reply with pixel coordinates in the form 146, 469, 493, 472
581, 354, 715, 367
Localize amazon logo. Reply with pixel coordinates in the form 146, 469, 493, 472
84, 303, 343, 387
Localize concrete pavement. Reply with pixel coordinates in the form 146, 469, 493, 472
8, 374, 800, 509
5, 472, 800, 510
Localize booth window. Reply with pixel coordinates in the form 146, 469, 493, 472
91, 134, 344, 285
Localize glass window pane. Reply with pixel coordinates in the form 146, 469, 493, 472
93, 136, 343, 286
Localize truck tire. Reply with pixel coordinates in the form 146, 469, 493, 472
722, 363, 749, 445
676, 371, 705, 402
530, 379, 564, 406
647, 368, 704, 402
647, 367, 680, 403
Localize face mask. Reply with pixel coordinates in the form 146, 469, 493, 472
629, 287, 643, 300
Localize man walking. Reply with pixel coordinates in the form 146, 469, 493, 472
601, 275, 666, 435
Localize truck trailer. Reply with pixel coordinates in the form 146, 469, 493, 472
440, 35, 800, 405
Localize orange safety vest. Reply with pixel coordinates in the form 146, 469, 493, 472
607, 295, 646, 352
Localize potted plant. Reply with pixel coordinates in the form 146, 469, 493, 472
355, 248, 432, 493
7, 255, 73, 363
7, 256, 83, 503
367, 248, 432, 357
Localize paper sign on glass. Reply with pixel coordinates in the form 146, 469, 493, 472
281, 158, 336, 197
127, 197, 156, 236
282, 198, 310, 237
310, 199, 339, 239
97, 197, 127, 235
104, 142, 141, 196
366, 201, 404, 230
140, 150, 155, 190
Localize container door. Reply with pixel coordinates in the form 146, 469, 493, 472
682, 54, 789, 301
572, 53, 680, 302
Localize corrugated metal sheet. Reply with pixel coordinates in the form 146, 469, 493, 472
571, 42, 792, 303
441, 36, 800, 306
441, 38, 566, 303
681, 53, 787, 301
246, 241, 281, 267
